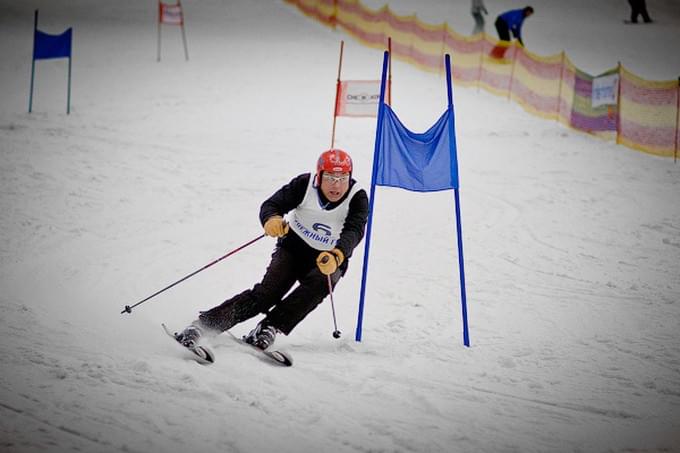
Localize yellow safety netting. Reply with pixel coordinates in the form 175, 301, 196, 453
286, 0, 680, 159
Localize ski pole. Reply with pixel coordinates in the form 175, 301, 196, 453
321, 255, 342, 339
327, 274, 341, 339
121, 233, 265, 315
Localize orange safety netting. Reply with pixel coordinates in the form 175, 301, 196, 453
285, 0, 680, 159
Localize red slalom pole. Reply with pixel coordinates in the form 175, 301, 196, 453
331, 40, 344, 148
121, 234, 265, 315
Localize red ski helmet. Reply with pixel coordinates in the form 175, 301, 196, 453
317, 149, 352, 175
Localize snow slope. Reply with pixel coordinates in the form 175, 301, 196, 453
1, 0, 679, 452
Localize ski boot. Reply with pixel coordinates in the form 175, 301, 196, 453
243, 320, 277, 350
174, 325, 203, 348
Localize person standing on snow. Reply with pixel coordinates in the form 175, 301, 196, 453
627, 0, 653, 23
175, 149, 369, 350
494, 6, 534, 47
471, 0, 489, 35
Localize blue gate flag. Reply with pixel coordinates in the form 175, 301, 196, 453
29, 10, 73, 114
33, 28, 72, 60
376, 104, 459, 192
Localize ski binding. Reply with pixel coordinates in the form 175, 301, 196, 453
162, 323, 215, 365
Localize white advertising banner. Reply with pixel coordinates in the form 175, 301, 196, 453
591, 73, 619, 108
336, 80, 385, 117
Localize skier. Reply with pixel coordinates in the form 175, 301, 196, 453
175, 149, 369, 351
494, 6, 534, 47
627, 0, 653, 23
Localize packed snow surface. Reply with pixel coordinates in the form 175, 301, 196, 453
1, 0, 679, 452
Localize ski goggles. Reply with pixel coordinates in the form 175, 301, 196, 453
322, 173, 350, 184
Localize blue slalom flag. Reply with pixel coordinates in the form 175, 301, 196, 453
29, 10, 73, 114
33, 28, 72, 60
376, 105, 459, 192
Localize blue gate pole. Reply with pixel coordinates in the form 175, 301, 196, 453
355, 50, 389, 342
66, 53, 72, 114
445, 54, 470, 347
28, 10, 38, 113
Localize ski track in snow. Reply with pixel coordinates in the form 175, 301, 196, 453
2, 0, 680, 452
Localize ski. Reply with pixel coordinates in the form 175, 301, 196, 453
225, 331, 293, 367
161, 323, 292, 367
162, 323, 215, 365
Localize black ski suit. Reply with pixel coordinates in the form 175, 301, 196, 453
197, 173, 369, 335
628, 0, 652, 23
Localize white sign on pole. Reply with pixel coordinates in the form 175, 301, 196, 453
592, 73, 620, 108
336, 80, 383, 117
